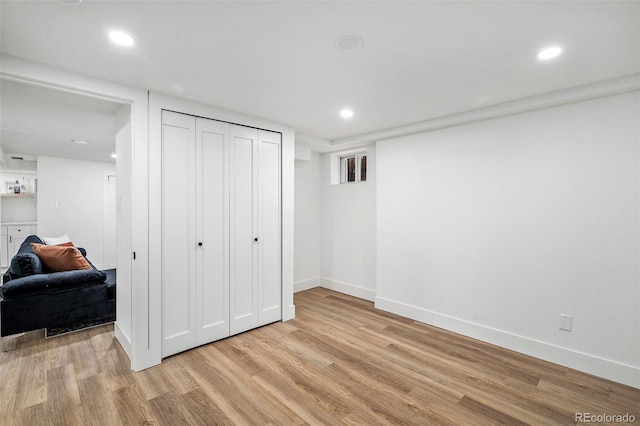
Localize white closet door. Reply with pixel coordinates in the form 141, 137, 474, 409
258, 130, 282, 326
229, 124, 259, 335
162, 111, 197, 357
196, 117, 230, 343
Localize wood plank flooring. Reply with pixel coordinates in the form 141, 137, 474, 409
1, 287, 638, 425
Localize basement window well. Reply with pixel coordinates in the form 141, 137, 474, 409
330, 149, 367, 185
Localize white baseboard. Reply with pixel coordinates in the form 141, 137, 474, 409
294, 278, 322, 293
294, 277, 376, 302
375, 296, 640, 389
319, 278, 376, 302
283, 304, 296, 321
292, 279, 639, 388
114, 322, 131, 358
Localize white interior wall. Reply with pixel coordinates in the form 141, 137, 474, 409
1, 197, 37, 223
294, 152, 323, 290
115, 104, 133, 355
37, 155, 116, 269
320, 144, 377, 300
375, 91, 640, 387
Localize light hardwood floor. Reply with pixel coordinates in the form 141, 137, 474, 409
1, 287, 638, 425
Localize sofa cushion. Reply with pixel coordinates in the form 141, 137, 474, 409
42, 234, 72, 246
31, 244, 92, 272
7, 252, 45, 278
0, 269, 108, 299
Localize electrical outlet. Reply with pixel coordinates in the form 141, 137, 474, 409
559, 314, 572, 332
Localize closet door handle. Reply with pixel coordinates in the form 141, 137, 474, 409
254, 238, 258, 242
198, 242, 203, 247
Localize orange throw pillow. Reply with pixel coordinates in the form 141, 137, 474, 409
31, 243, 92, 272
55, 241, 75, 247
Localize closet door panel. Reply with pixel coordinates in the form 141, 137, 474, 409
229, 125, 258, 335
161, 111, 197, 357
258, 130, 282, 325
196, 118, 230, 343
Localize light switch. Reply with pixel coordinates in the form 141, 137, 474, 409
559, 314, 572, 332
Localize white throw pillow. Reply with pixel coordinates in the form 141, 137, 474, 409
43, 234, 72, 246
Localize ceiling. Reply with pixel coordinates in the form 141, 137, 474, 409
0, 79, 121, 163
1, 1, 639, 144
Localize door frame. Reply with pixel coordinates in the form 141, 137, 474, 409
0, 55, 154, 371
1, 57, 295, 370
103, 172, 117, 270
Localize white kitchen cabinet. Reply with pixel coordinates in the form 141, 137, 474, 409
1, 227, 7, 268
1, 224, 37, 268
161, 111, 281, 357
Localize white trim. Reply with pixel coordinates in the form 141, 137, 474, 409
114, 323, 132, 357
103, 172, 117, 270
0, 54, 154, 372
294, 278, 322, 293
0, 54, 139, 104
375, 296, 640, 389
294, 277, 376, 302
333, 148, 368, 157
319, 278, 376, 302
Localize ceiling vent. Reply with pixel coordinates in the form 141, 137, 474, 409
335, 35, 364, 52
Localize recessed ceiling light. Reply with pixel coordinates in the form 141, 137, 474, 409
71, 139, 89, 145
537, 46, 562, 60
109, 31, 135, 47
335, 35, 364, 52
111, 153, 117, 159
340, 109, 354, 119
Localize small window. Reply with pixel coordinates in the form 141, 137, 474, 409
340, 153, 367, 184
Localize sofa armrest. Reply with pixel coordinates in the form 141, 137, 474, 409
7, 252, 45, 280
0, 269, 107, 299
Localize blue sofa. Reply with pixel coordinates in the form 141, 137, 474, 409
1, 235, 115, 338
